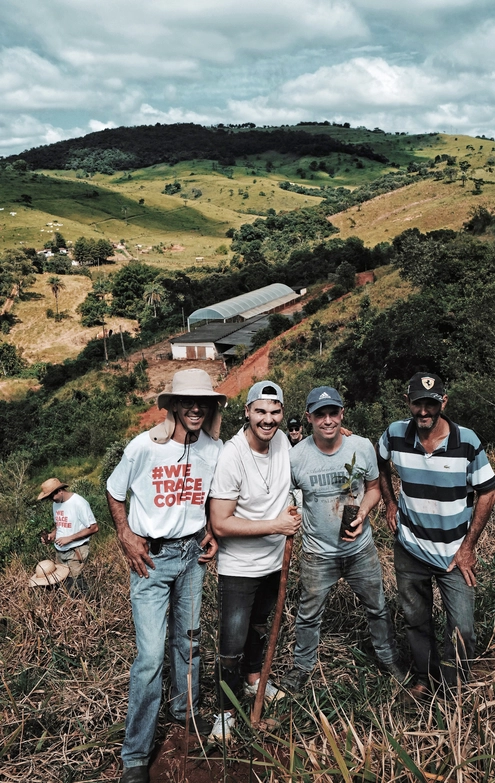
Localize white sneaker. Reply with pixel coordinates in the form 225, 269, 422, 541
244, 678, 285, 703
208, 711, 235, 744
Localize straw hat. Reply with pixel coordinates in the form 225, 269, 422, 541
37, 478, 68, 501
28, 559, 70, 587
150, 369, 227, 444
157, 368, 227, 410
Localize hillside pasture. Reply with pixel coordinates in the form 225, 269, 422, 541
5, 274, 137, 364
329, 176, 495, 246
39, 161, 324, 268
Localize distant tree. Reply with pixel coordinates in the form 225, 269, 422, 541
143, 282, 166, 318
47, 276, 65, 318
0, 341, 24, 376
444, 166, 458, 182
310, 319, 328, 355
334, 260, 356, 292
74, 237, 114, 266
463, 205, 494, 235
1, 250, 36, 298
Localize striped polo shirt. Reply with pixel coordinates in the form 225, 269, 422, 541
378, 416, 495, 570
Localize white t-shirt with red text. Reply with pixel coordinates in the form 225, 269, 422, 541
53, 493, 96, 552
106, 430, 222, 539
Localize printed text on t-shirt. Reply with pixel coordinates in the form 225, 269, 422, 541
151, 463, 205, 507
55, 510, 70, 529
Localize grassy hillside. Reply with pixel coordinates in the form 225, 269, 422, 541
4, 273, 136, 364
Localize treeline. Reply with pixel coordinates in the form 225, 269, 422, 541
77, 208, 391, 334
275, 227, 495, 446
4, 123, 390, 172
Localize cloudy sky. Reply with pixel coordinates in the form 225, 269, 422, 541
1, 0, 494, 156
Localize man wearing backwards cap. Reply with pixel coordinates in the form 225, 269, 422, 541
281, 386, 401, 695
208, 380, 301, 744
378, 372, 495, 698
106, 369, 226, 783
37, 478, 99, 592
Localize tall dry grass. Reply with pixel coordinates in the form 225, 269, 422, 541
2, 505, 495, 782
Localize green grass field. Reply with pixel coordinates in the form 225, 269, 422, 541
3, 129, 494, 264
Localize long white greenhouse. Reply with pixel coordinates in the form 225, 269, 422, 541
187, 283, 299, 330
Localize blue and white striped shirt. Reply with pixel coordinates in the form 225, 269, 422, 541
378, 416, 495, 570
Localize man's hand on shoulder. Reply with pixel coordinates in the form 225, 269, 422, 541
198, 530, 218, 563
447, 543, 477, 587
118, 528, 155, 577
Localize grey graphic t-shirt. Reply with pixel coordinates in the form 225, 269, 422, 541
290, 434, 378, 556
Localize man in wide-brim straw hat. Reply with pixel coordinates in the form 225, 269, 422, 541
37, 477, 99, 593
106, 368, 226, 783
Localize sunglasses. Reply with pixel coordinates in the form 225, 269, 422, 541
288, 425, 301, 432
178, 397, 212, 409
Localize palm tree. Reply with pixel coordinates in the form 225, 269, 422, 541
143, 282, 166, 318
47, 276, 65, 318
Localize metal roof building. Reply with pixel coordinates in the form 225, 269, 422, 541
187, 283, 299, 330
170, 316, 271, 362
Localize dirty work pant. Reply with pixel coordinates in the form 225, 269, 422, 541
394, 541, 475, 686
55, 543, 89, 578
293, 540, 398, 672
122, 530, 206, 769
216, 571, 281, 710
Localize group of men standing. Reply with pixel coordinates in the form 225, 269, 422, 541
105, 368, 495, 783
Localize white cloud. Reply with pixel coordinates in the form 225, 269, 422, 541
0, 114, 83, 152
88, 120, 116, 133
131, 104, 216, 126
1, 0, 495, 155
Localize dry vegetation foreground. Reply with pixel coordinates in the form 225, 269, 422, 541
2, 507, 495, 783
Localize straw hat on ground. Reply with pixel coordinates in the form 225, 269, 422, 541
28, 559, 70, 587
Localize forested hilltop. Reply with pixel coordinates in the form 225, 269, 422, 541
4, 122, 394, 171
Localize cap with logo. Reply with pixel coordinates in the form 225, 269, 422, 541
306, 386, 344, 414
246, 380, 284, 406
407, 372, 445, 403
287, 415, 302, 429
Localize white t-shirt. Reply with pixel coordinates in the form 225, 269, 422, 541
53, 493, 96, 552
210, 427, 291, 577
106, 430, 222, 539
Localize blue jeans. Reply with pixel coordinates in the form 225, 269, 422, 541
122, 531, 206, 768
294, 540, 398, 671
216, 571, 280, 710
394, 541, 475, 685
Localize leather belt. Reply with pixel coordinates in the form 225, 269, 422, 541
147, 529, 203, 556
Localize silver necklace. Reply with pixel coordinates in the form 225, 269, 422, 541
248, 442, 272, 494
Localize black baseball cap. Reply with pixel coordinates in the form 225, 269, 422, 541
287, 415, 301, 429
407, 372, 445, 402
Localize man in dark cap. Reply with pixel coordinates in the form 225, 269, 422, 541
281, 386, 402, 695
286, 414, 304, 447
378, 372, 495, 698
